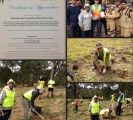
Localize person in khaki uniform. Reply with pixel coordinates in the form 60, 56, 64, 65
93, 43, 111, 75
105, 1, 116, 37
120, 0, 133, 37
114, 0, 121, 37
129, 3, 133, 36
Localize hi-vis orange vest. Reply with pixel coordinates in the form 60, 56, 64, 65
92, 5, 101, 17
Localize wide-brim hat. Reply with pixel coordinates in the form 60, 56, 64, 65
7, 79, 15, 85
93, 95, 99, 99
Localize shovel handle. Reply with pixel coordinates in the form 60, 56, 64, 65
34, 110, 44, 120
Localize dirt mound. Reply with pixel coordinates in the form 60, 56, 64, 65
113, 69, 128, 79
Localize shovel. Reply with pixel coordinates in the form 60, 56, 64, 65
30, 108, 44, 120
34, 110, 45, 120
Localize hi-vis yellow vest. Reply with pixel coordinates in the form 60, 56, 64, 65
91, 102, 100, 114
23, 90, 34, 102
92, 5, 101, 17
120, 94, 125, 103
37, 81, 45, 89
98, 48, 111, 63
2, 88, 15, 108
48, 80, 55, 88
110, 95, 115, 102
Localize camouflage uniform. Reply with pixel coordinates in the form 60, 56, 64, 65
105, 8, 116, 37
120, 7, 133, 37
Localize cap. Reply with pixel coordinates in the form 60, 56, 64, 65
96, 43, 103, 49
7, 79, 15, 85
84, 3, 90, 8
39, 76, 46, 80
107, 1, 111, 4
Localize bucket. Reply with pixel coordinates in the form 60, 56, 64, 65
31, 106, 42, 115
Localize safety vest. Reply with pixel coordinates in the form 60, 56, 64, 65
121, 94, 125, 103
110, 95, 115, 102
92, 5, 101, 17
48, 80, 55, 88
23, 90, 34, 102
2, 88, 15, 108
37, 81, 45, 89
118, 93, 125, 103
91, 102, 100, 114
98, 48, 111, 63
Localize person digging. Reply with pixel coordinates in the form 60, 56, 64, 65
22, 88, 45, 120
93, 43, 112, 75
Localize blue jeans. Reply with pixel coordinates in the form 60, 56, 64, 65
91, 20, 101, 37
81, 30, 91, 38
69, 22, 80, 37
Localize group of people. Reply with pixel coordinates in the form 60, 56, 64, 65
89, 90, 132, 120
67, 0, 133, 38
0, 77, 55, 120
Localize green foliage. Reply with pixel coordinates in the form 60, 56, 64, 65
0, 61, 65, 87
67, 83, 133, 100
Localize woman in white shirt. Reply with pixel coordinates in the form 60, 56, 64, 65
78, 3, 92, 38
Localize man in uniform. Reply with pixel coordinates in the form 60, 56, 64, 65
115, 90, 125, 116
114, 0, 121, 37
22, 88, 44, 120
0, 79, 16, 120
105, 1, 116, 37
93, 43, 111, 75
47, 79, 55, 98
120, 0, 133, 37
89, 95, 101, 120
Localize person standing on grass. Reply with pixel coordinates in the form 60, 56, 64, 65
115, 90, 124, 116
78, 3, 92, 38
110, 93, 116, 110
73, 98, 78, 111
89, 95, 101, 120
22, 88, 44, 120
47, 79, 55, 98
0, 79, 16, 120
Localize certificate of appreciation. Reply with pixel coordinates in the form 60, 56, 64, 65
0, 0, 65, 59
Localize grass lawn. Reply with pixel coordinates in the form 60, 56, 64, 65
67, 99, 133, 120
67, 38, 133, 82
